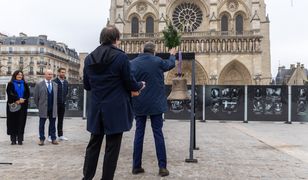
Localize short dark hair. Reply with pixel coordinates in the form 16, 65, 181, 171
58, 68, 66, 73
99, 25, 120, 45
10, 70, 25, 82
143, 42, 156, 54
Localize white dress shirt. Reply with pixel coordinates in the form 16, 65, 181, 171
44, 79, 52, 91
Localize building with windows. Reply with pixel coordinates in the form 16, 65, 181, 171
0, 33, 80, 83
275, 63, 308, 85
109, 0, 271, 85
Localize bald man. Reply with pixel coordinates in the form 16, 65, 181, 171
34, 69, 59, 145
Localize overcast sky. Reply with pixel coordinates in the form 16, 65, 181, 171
0, 0, 307, 77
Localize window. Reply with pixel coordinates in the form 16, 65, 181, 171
146, 16, 154, 35
8, 57, 12, 64
9, 47, 13, 53
131, 16, 139, 36
221, 15, 229, 33
7, 66, 12, 75
30, 67, 34, 75
39, 39, 44, 45
0, 84, 6, 100
20, 57, 24, 64
40, 57, 44, 65
172, 2, 203, 32
40, 48, 44, 53
236, 15, 243, 35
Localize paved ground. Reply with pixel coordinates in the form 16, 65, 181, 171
1, 117, 308, 180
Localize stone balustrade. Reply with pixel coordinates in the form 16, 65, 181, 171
120, 30, 263, 54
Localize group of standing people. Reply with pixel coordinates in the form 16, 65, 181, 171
82, 25, 176, 180
6, 24, 176, 180
6, 68, 69, 146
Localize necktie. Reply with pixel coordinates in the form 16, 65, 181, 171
47, 81, 52, 93
62, 82, 64, 103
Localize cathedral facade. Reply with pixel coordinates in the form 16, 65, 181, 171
109, 0, 271, 85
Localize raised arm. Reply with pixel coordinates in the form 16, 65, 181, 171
160, 48, 176, 72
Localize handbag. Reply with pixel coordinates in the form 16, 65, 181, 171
8, 103, 21, 112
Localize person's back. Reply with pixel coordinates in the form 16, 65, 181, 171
82, 25, 144, 180
131, 54, 172, 115
84, 44, 142, 134
131, 42, 176, 177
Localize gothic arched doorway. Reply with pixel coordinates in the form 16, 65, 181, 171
165, 60, 208, 85
218, 60, 252, 85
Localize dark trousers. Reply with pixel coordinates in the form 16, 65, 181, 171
39, 111, 56, 141
10, 111, 26, 143
10, 133, 23, 143
83, 133, 123, 180
57, 104, 65, 137
133, 114, 167, 169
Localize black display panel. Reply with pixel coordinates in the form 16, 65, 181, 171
204, 86, 244, 121
248, 86, 288, 121
291, 86, 308, 122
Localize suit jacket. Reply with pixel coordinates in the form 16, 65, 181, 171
84, 44, 143, 135
131, 53, 176, 115
53, 77, 68, 104
34, 80, 58, 118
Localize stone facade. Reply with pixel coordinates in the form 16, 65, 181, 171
0, 33, 80, 83
109, 0, 271, 85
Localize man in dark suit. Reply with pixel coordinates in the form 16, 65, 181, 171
52, 68, 69, 141
34, 69, 59, 146
130, 42, 176, 177
82, 25, 145, 180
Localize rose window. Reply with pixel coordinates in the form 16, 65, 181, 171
172, 3, 203, 32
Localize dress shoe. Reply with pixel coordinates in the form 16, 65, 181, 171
38, 140, 44, 146
51, 140, 59, 145
132, 167, 145, 174
11, 141, 16, 145
18, 141, 23, 145
159, 168, 169, 177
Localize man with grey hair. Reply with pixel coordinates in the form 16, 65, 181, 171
130, 42, 176, 177
143, 41, 156, 54
34, 69, 59, 146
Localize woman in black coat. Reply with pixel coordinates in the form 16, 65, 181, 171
6, 70, 30, 145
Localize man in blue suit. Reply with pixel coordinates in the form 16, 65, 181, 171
82, 25, 145, 180
131, 42, 176, 177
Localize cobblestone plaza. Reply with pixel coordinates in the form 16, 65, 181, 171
1, 117, 308, 179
